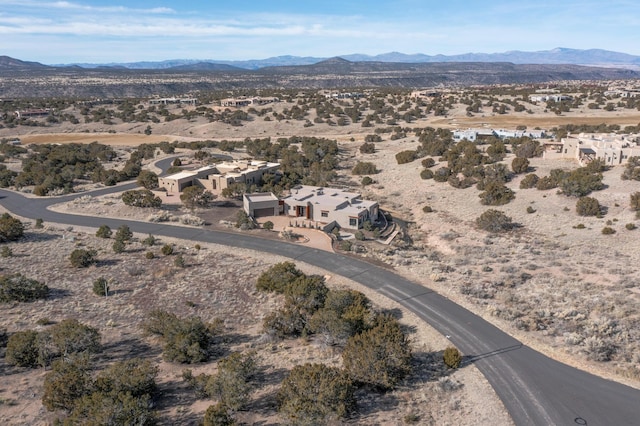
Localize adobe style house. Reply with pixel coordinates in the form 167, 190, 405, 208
158, 160, 279, 195
244, 185, 379, 230
544, 133, 640, 166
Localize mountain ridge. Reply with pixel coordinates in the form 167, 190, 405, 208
35, 47, 640, 70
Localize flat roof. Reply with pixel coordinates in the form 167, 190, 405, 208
244, 193, 279, 202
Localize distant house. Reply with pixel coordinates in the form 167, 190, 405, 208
148, 97, 197, 105
544, 133, 640, 166
529, 94, 572, 103
14, 108, 51, 119
220, 97, 279, 107
453, 128, 548, 142
158, 160, 280, 195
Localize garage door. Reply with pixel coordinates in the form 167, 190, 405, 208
253, 207, 275, 218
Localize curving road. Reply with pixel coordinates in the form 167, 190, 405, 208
1, 161, 639, 425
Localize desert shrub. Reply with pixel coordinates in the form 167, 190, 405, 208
161, 244, 174, 255
184, 352, 257, 411
67, 391, 155, 425
142, 234, 156, 246
142, 310, 220, 363
112, 239, 126, 253
359, 142, 376, 154
339, 240, 353, 251
511, 157, 530, 174
283, 275, 329, 317
0, 213, 24, 242
122, 189, 162, 208
92, 277, 109, 296
172, 158, 182, 167
478, 181, 515, 206
35, 218, 44, 229
50, 319, 101, 359
601, 227, 616, 235
256, 261, 303, 293
277, 363, 355, 424
576, 197, 601, 216
114, 224, 133, 242
263, 306, 306, 338
443, 346, 462, 369
584, 336, 616, 362
574, 223, 586, 229
146, 251, 155, 259
174, 254, 186, 268
342, 315, 412, 389
433, 167, 451, 182
525, 206, 536, 214
625, 223, 637, 230
95, 225, 112, 238
95, 358, 158, 400
5, 330, 39, 367
395, 150, 418, 165
0, 273, 48, 302
69, 249, 97, 268
42, 357, 92, 412
361, 176, 374, 186
421, 157, 436, 168
262, 220, 274, 231
559, 167, 604, 197
352, 161, 379, 175
181, 186, 214, 209
519, 173, 539, 189
513, 139, 543, 158
422, 205, 433, 213
49, 357, 158, 424
476, 209, 515, 233
203, 403, 236, 426
0, 246, 11, 257
420, 168, 434, 180
235, 210, 255, 230
308, 289, 373, 346
630, 192, 640, 211
136, 170, 159, 190
621, 156, 640, 180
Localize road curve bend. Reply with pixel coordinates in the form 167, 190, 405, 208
1, 182, 639, 425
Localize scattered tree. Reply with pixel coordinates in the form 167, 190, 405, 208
342, 315, 412, 389
0, 213, 24, 242
277, 363, 355, 424
69, 249, 97, 268
476, 209, 515, 233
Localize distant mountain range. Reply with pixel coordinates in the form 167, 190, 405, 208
2, 51, 639, 98
50, 48, 640, 70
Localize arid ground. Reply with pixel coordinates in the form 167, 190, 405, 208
1, 85, 640, 423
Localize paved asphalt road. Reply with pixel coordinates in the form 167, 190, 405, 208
1, 162, 639, 425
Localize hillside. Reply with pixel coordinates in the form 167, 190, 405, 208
1, 57, 639, 98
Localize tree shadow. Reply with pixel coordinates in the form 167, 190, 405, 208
47, 287, 72, 301
96, 259, 120, 267
99, 337, 160, 362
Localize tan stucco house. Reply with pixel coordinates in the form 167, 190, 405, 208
243, 185, 379, 230
159, 160, 280, 195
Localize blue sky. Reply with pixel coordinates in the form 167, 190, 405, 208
1, 0, 639, 63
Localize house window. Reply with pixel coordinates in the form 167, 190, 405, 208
349, 218, 357, 227
321, 211, 329, 218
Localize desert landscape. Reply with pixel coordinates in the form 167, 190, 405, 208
1, 80, 640, 424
